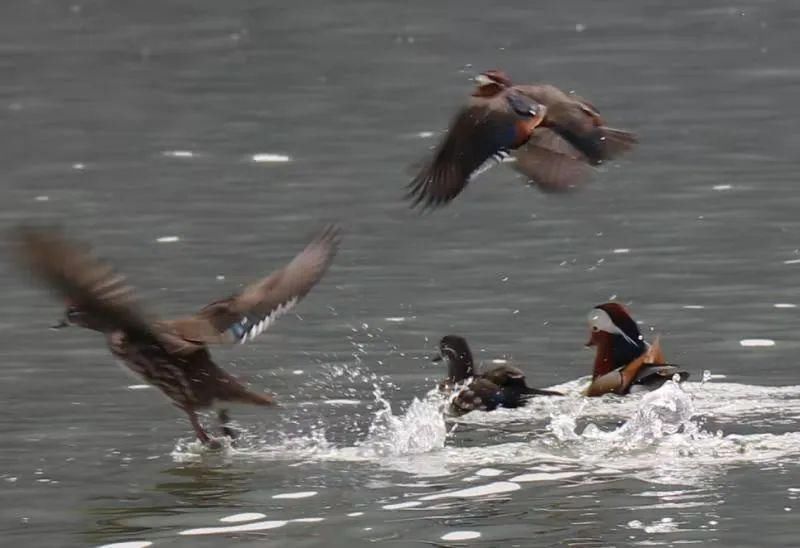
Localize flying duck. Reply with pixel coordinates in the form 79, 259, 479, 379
407, 69, 637, 209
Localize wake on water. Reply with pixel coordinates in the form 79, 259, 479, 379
173, 369, 800, 486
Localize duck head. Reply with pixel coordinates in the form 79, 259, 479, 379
472, 69, 512, 97
586, 302, 647, 379
433, 335, 475, 382
52, 303, 105, 332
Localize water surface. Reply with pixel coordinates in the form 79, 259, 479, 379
2, 1, 800, 546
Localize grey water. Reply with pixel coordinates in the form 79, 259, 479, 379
2, 0, 800, 546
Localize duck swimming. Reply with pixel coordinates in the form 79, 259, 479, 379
14, 225, 340, 447
434, 335, 562, 414
585, 302, 689, 397
407, 69, 637, 209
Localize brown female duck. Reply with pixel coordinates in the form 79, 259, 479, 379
434, 335, 562, 414
14, 225, 340, 447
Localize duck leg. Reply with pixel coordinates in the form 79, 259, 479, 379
184, 407, 217, 447
217, 409, 237, 440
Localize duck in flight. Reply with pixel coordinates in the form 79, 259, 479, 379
14, 225, 340, 447
407, 70, 637, 209
434, 335, 562, 414
585, 302, 689, 396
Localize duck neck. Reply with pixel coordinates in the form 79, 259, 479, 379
447, 355, 475, 383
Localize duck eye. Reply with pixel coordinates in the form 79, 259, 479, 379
591, 325, 599, 332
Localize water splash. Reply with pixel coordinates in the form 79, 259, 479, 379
354, 389, 448, 458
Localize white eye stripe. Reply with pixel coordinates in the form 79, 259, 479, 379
588, 309, 639, 347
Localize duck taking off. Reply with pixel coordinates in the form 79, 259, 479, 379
14, 225, 340, 447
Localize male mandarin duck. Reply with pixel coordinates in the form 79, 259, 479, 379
585, 302, 689, 397
434, 335, 562, 415
407, 69, 637, 209
14, 225, 340, 447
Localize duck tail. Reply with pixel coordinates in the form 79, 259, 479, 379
230, 388, 275, 406
215, 373, 275, 406
522, 386, 564, 397
595, 127, 637, 161
562, 126, 637, 165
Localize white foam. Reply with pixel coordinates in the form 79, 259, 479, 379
293, 370, 304, 375
97, 543, 152, 548
73, 162, 86, 170
510, 471, 583, 483
417, 131, 435, 138
127, 385, 150, 390
347, 512, 364, 517
252, 153, 291, 163
382, 501, 423, 510
774, 303, 796, 308
179, 520, 287, 535
682, 305, 705, 310
323, 399, 361, 405
420, 481, 520, 501
292, 517, 325, 523
475, 468, 504, 477
162, 150, 194, 158
156, 236, 180, 243
441, 531, 481, 541
713, 184, 732, 190
613, 248, 631, 254
220, 512, 266, 523
490, 359, 508, 365
784, 259, 800, 265
384, 317, 408, 322
739, 339, 775, 347
34, 195, 49, 202
272, 491, 317, 499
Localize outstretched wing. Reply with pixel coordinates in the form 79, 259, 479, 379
407, 93, 545, 209
13, 227, 157, 342
171, 225, 340, 344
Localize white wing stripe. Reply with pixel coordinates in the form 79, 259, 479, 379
237, 296, 300, 344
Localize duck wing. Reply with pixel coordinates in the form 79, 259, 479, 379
514, 84, 637, 165
407, 92, 545, 209
14, 228, 155, 340
169, 225, 340, 345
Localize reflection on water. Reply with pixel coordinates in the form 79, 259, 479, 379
86, 466, 254, 544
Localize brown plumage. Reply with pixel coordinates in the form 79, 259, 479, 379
407, 70, 637, 209
13, 225, 340, 446
434, 335, 562, 415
